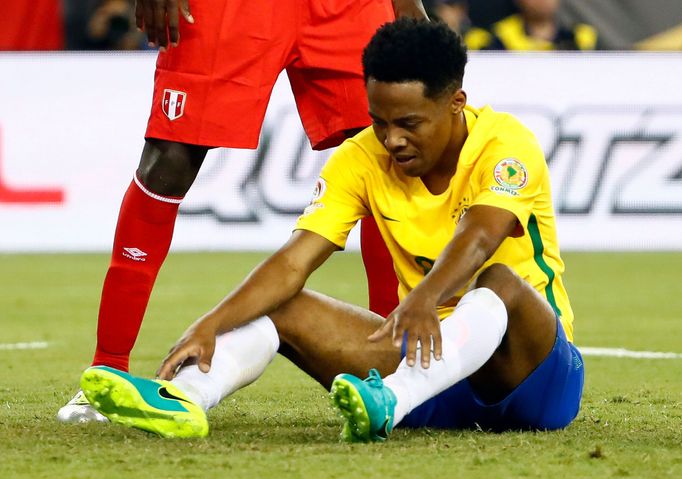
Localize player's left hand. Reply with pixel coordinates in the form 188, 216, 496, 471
392, 0, 429, 20
368, 293, 442, 368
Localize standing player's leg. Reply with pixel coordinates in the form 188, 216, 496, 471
56, 139, 207, 423
59, 0, 298, 422
89, 0, 297, 374
92, 139, 208, 373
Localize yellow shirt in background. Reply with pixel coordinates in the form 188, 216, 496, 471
296, 105, 574, 340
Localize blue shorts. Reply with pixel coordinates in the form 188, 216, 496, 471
399, 318, 584, 431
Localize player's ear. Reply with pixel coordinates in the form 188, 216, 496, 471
450, 89, 467, 115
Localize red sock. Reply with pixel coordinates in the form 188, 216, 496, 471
91, 177, 181, 371
360, 216, 399, 318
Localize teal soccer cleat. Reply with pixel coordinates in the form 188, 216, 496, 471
80, 366, 208, 438
330, 368, 397, 442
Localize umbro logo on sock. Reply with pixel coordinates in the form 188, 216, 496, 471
123, 247, 148, 262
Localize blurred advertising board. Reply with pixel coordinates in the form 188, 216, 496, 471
0, 51, 681, 251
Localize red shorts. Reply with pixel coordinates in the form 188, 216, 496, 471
145, 0, 394, 150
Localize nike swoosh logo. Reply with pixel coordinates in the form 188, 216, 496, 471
158, 386, 192, 404
381, 213, 399, 222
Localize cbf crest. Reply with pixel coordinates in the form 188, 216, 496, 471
162, 89, 186, 120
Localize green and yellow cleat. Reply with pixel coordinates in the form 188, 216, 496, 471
80, 366, 208, 439
330, 368, 396, 443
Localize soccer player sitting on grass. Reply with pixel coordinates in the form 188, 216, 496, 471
79, 18, 584, 441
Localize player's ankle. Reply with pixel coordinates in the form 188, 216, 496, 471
91, 356, 129, 373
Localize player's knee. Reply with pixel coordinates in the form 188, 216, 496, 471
136, 139, 208, 196
267, 298, 297, 338
474, 263, 523, 307
267, 310, 303, 353
267, 291, 319, 346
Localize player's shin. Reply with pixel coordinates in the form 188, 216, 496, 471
92, 177, 182, 371
383, 288, 508, 425
171, 316, 280, 411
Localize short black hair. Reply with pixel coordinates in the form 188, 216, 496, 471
362, 18, 468, 99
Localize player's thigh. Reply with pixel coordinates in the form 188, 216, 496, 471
146, 0, 298, 148
271, 289, 401, 389
288, 0, 395, 150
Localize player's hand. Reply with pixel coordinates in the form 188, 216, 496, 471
134, 0, 194, 50
156, 320, 216, 380
392, 0, 429, 20
368, 293, 442, 368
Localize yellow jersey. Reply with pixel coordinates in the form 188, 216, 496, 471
295, 105, 574, 340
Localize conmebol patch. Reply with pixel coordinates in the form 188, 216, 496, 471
312, 178, 327, 201
494, 158, 528, 190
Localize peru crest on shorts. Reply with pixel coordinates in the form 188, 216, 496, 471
162, 89, 186, 120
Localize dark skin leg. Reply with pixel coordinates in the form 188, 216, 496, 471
136, 138, 209, 196
272, 290, 402, 389
269, 263, 557, 404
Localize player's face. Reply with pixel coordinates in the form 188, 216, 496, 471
367, 79, 466, 181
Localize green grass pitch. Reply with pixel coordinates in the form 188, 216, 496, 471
0, 251, 681, 478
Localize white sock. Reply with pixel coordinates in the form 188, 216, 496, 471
171, 316, 280, 411
383, 288, 508, 426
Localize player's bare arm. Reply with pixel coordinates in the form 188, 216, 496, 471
157, 230, 338, 379
392, 0, 429, 20
369, 204, 519, 368
135, 0, 194, 49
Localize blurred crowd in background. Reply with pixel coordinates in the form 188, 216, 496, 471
2, 0, 682, 51
2, 0, 146, 51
